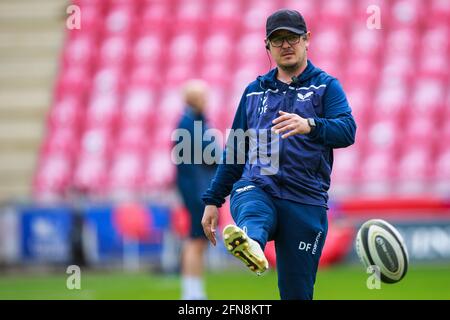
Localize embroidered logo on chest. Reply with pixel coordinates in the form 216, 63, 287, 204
297, 91, 314, 101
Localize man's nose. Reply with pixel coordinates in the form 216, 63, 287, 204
281, 39, 291, 48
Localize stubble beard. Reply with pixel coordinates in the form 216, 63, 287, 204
279, 62, 301, 73
278, 53, 306, 74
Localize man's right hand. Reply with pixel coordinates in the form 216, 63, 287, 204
202, 205, 219, 246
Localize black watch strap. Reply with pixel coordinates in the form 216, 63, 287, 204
307, 118, 316, 131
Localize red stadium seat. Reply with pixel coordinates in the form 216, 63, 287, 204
202, 33, 233, 65
434, 149, 450, 180
63, 35, 97, 68
242, 2, 277, 32
175, 0, 206, 18
429, 0, 450, 25
365, 119, 399, 155
204, 86, 226, 121
284, 0, 319, 26
410, 78, 446, 118
103, 5, 136, 37
231, 64, 264, 97
441, 113, 450, 142
128, 64, 161, 88
372, 84, 407, 121
359, 150, 395, 195
200, 62, 231, 87
332, 147, 360, 185
115, 126, 149, 153
56, 66, 91, 97
145, 150, 176, 190
395, 148, 431, 194
345, 86, 374, 126
421, 26, 449, 56
132, 34, 162, 66
418, 52, 449, 80
433, 150, 450, 195
73, 155, 108, 195
152, 124, 178, 150
319, 0, 354, 25
349, 28, 382, 60
385, 28, 418, 59
85, 93, 120, 129
209, 0, 242, 31
41, 128, 79, 157
33, 153, 73, 197
389, 0, 424, 29
235, 32, 268, 66
140, 2, 170, 33
121, 88, 155, 126
48, 95, 84, 131
165, 63, 195, 86
380, 56, 414, 84
98, 36, 130, 67
158, 87, 184, 123
168, 33, 199, 65
79, 128, 112, 158
91, 67, 124, 96
108, 151, 145, 196
402, 116, 437, 148
346, 58, 378, 87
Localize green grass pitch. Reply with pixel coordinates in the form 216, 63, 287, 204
0, 264, 449, 300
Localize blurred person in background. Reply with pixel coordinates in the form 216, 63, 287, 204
175, 80, 218, 300
201, 9, 356, 300
66, 186, 88, 268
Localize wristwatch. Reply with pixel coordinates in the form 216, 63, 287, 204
307, 118, 316, 132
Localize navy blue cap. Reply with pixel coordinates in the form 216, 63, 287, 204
266, 9, 308, 39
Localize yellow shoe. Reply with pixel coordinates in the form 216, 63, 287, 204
222, 224, 269, 275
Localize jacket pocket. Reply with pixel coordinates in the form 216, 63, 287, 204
257, 102, 280, 129
314, 153, 324, 185
296, 139, 324, 181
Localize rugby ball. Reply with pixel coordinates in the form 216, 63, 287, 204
355, 219, 409, 283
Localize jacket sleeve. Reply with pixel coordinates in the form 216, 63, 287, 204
201, 89, 249, 207
307, 79, 357, 148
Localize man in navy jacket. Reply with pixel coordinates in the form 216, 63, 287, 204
175, 80, 217, 300
201, 9, 356, 300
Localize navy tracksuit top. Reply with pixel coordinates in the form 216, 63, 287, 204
202, 60, 357, 209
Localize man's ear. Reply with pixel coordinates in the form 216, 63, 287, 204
304, 31, 311, 50
265, 39, 270, 50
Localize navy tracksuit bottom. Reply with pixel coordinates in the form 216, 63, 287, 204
177, 166, 216, 239
230, 179, 328, 300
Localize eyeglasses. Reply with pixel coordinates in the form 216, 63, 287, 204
269, 34, 302, 47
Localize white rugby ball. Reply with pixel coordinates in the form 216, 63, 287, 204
355, 219, 409, 283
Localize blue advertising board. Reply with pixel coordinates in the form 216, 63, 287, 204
18, 203, 172, 265
21, 206, 72, 263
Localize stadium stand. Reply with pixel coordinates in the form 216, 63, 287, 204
28, 0, 449, 204
0, 0, 66, 202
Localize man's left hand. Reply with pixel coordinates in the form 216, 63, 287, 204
272, 111, 311, 138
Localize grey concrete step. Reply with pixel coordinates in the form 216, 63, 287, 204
0, 0, 69, 201
0, 0, 67, 21
0, 151, 38, 173
0, 120, 45, 146
0, 30, 64, 51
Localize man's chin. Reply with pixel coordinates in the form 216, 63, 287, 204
278, 62, 300, 71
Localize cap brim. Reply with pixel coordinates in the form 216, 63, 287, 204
267, 27, 306, 38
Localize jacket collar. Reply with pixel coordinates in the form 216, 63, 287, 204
257, 60, 322, 90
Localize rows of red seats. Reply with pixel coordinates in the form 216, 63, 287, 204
33, 0, 450, 201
